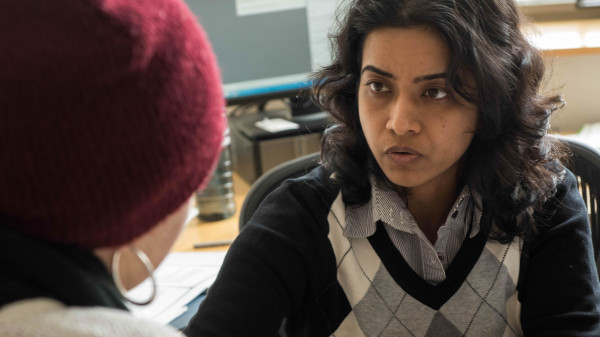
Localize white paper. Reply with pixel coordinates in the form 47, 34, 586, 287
584, 31, 600, 48
235, 0, 306, 16
529, 31, 583, 50
255, 117, 300, 133
127, 251, 227, 324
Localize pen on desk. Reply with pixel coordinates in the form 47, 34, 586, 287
193, 240, 235, 249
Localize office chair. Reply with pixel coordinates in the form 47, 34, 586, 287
239, 152, 321, 231
553, 135, 600, 270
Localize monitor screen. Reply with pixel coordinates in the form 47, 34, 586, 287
186, 0, 338, 107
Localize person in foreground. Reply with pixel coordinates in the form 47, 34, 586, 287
0, 0, 225, 335
186, 0, 600, 336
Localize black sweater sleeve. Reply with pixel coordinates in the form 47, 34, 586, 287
520, 169, 600, 336
184, 168, 337, 337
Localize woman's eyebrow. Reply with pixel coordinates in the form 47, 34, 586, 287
361, 65, 395, 79
361, 66, 446, 84
413, 73, 446, 83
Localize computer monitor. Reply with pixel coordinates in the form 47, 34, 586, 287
186, 1, 337, 112
578, 0, 600, 7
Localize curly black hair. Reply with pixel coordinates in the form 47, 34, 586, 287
311, 0, 567, 242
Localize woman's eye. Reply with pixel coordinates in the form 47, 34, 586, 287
368, 81, 390, 93
424, 87, 448, 99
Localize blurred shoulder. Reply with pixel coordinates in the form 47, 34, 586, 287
0, 298, 180, 337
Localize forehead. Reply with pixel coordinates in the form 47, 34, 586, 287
361, 26, 450, 74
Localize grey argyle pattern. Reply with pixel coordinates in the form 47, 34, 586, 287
327, 193, 523, 337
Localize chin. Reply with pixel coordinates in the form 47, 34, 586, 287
380, 167, 419, 187
386, 176, 423, 190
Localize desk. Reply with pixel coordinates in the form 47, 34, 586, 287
172, 173, 250, 252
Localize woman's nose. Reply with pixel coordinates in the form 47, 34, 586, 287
386, 95, 421, 135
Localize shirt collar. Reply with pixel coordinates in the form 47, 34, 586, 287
345, 176, 482, 239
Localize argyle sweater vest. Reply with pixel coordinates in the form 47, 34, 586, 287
327, 192, 523, 337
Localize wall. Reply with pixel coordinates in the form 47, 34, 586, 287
546, 53, 600, 133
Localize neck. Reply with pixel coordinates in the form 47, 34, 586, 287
402, 181, 459, 244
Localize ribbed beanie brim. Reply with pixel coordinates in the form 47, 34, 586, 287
0, 0, 226, 248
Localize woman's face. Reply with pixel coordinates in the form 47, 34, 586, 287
358, 26, 478, 196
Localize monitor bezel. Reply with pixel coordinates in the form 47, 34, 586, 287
225, 85, 312, 107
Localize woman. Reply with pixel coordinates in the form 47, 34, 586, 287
0, 0, 225, 335
186, 0, 600, 336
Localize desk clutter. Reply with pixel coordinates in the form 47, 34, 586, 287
229, 110, 329, 184
195, 128, 236, 222
127, 251, 226, 326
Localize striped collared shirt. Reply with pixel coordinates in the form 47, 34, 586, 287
345, 177, 482, 285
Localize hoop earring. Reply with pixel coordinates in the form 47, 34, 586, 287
111, 245, 157, 306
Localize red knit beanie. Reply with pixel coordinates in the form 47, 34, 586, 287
0, 0, 226, 249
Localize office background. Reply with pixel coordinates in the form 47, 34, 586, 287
184, 0, 600, 182
184, 0, 599, 133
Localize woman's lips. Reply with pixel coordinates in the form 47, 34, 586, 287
384, 146, 422, 165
